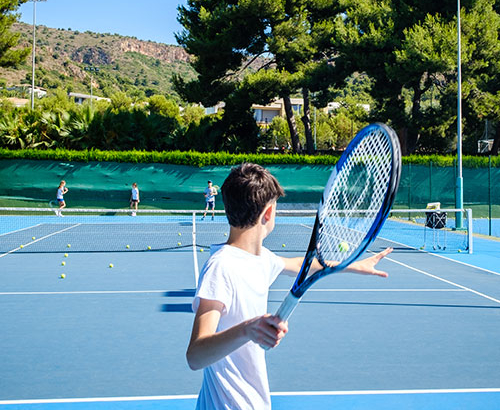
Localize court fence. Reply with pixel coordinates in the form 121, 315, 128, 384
0, 158, 498, 237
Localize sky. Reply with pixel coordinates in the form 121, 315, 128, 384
18, 0, 188, 46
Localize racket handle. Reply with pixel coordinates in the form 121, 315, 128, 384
263, 292, 300, 351
275, 291, 301, 321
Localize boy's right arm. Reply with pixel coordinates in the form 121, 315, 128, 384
186, 298, 288, 370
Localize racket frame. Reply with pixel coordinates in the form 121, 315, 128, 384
275, 123, 401, 322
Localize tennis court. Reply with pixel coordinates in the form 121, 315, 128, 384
1, 208, 499, 409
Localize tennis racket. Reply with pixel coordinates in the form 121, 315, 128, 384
271, 122, 401, 328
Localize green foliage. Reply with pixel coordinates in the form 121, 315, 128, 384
1, 147, 498, 168
0, 1, 31, 69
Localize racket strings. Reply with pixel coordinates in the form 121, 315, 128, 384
317, 129, 393, 266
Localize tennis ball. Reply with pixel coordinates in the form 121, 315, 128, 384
147, 246, 151, 250
338, 241, 349, 252
32, 236, 36, 240
64, 253, 68, 257
178, 232, 182, 236
61, 261, 66, 266
224, 233, 228, 236
177, 242, 182, 246
419, 246, 425, 250
458, 249, 462, 253
200, 248, 204, 252
109, 263, 114, 268
67, 244, 71, 248
19, 244, 24, 249
282, 243, 286, 248
60, 274, 66, 279
126, 245, 130, 249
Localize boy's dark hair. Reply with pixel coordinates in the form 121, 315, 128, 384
221, 163, 284, 228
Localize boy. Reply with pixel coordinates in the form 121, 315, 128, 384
202, 180, 217, 221
130, 182, 140, 216
187, 163, 391, 409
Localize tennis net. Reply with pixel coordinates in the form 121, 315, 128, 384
0, 207, 472, 256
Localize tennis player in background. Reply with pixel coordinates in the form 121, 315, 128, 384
202, 180, 217, 220
130, 182, 140, 216
55, 180, 68, 217
187, 163, 392, 409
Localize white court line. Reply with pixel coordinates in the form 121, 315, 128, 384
386, 256, 500, 305
2, 388, 499, 404
0, 290, 169, 296
0, 223, 42, 237
378, 236, 500, 276
0, 224, 81, 259
270, 288, 466, 292
0, 289, 466, 296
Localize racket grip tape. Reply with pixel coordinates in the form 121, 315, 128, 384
263, 292, 301, 351
275, 291, 301, 321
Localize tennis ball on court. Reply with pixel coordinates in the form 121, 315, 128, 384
224, 233, 228, 236
32, 236, 36, 240
282, 243, 286, 248
338, 241, 349, 252
458, 249, 462, 253
109, 263, 114, 268
61, 261, 66, 266
20, 244, 24, 249
147, 246, 151, 250
60, 274, 66, 279
177, 242, 182, 246
126, 245, 130, 249
200, 248, 204, 252
67, 244, 71, 248
178, 232, 182, 236
64, 253, 68, 257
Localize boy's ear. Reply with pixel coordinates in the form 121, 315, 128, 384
262, 203, 274, 223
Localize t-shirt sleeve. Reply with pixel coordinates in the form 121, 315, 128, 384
192, 257, 233, 315
263, 247, 286, 285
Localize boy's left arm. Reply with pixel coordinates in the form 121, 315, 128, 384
279, 248, 392, 278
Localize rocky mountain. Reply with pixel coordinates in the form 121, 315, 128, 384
0, 22, 195, 101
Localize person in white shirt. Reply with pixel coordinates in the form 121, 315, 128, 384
187, 163, 392, 410
202, 180, 217, 220
55, 180, 68, 217
130, 182, 140, 216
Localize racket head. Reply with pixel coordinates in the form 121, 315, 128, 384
292, 123, 401, 297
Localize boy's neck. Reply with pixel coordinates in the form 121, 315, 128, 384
226, 226, 265, 256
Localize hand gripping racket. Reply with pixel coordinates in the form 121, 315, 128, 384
272, 123, 401, 329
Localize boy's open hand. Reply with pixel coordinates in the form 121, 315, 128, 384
345, 247, 393, 277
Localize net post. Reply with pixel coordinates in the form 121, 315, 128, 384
192, 211, 199, 287
466, 208, 473, 254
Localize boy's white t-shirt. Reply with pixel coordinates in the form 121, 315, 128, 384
193, 244, 285, 410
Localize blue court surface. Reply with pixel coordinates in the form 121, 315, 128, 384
1, 211, 500, 409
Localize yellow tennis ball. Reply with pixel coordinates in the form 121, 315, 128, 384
20, 244, 24, 249
32, 236, 36, 240
178, 232, 182, 236
282, 243, 286, 248
67, 244, 71, 248
224, 233, 228, 236
109, 263, 114, 268
61, 261, 66, 266
126, 245, 130, 249
147, 246, 151, 250
60, 274, 66, 279
177, 242, 182, 246
200, 248, 204, 252
458, 249, 462, 253
64, 253, 68, 257
338, 241, 349, 252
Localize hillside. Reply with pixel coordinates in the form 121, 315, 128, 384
0, 22, 196, 101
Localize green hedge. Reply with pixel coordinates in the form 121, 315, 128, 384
0, 147, 498, 168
